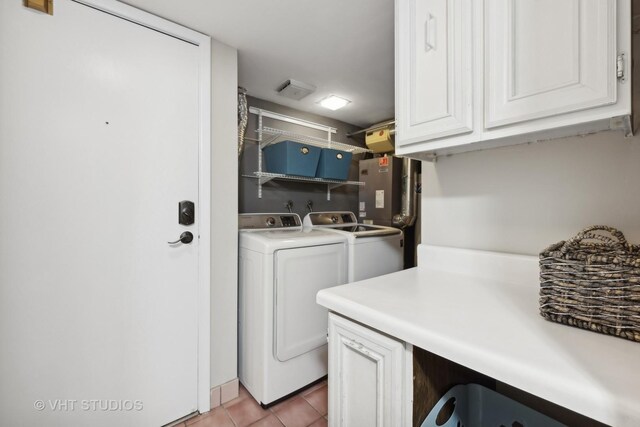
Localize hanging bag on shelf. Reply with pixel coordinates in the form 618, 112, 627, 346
539, 225, 640, 343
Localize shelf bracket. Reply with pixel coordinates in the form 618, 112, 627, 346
328, 182, 348, 192
257, 175, 276, 199
259, 132, 280, 149
258, 175, 276, 185
327, 182, 350, 201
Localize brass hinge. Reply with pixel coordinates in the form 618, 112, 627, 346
617, 53, 625, 81
25, 0, 53, 15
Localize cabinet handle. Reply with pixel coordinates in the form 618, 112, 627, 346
341, 336, 382, 362
425, 13, 436, 52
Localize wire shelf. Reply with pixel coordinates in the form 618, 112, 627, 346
245, 171, 365, 187
247, 107, 368, 200
260, 127, 371, 154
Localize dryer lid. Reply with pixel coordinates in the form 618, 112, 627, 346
239, 228, 347, 254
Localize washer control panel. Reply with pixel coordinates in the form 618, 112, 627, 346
305, 211, 357, 226
238, 213, 302, 230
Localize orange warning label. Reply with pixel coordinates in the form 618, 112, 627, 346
378, 157, 389, 167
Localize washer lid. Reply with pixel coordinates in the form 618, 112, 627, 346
303, 212, 402, 238
239, 228, 347, 253
327, 224, 402, 237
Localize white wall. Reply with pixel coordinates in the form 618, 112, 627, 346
421, 130, 640, 256
210, 40, 238, 388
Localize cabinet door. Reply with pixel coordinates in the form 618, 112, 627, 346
328, 313, 410, 427
485, 0, 617, 128
396, 0, 473, 146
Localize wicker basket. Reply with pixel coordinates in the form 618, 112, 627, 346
539, 225, 640, 343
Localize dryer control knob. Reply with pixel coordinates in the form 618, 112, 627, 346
266, 217, 276, 227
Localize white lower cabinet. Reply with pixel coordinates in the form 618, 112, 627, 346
327, 313, 412, 427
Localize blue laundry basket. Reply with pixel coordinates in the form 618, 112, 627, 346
316, 148, 352, 180
263, 140, 321, 177
421, 384, 565, 427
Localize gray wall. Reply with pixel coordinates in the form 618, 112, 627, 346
421, 130, 640, 256
240, 96, 366, 218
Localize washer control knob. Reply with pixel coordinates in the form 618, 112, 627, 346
266, 217, 276, 227
331, 215, 339, 223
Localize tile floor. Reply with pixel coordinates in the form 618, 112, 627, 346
178, 380, 328, 427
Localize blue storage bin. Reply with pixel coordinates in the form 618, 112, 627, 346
263, 140, 321, 177
316, 148, 352, 180
421, 384, 564, 427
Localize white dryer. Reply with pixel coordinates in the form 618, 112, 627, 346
303, 211, 403, 282
238, 213, 347, 406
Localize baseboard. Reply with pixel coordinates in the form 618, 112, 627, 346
210, 378, 239, 409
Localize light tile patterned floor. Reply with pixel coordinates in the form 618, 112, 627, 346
178, 381, 328, 427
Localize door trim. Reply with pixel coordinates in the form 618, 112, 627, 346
72, 0, 212, 413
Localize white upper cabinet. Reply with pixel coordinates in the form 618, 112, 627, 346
395, 0, 632, 159
396, 0, 473, 145
485, 0, 617, 128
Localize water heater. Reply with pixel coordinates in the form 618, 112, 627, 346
358, 156, 402, 227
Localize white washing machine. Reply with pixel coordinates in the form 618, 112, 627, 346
238, 213, 347, 406
303, 211, 403, 282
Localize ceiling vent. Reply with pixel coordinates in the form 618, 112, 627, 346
276, 79, 316, 101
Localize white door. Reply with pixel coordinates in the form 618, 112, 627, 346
485, 0, 617, 128
0, 2, 208, 426
395, 0, 473, 147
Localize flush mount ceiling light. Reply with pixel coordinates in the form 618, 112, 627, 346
318, 95, 351, 111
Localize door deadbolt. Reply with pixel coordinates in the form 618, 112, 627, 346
179, 200, 195, 225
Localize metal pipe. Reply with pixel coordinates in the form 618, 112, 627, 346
392, 157, 418, 229
237, 87, 248, 158
285, 200, 293, 213
346, 120, 396, 138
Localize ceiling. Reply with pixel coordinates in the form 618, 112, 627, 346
121, 0, 395, 128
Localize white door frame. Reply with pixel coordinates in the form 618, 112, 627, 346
72, 0, 212, 413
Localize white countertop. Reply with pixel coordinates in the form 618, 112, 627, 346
316, 245, 640, 427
